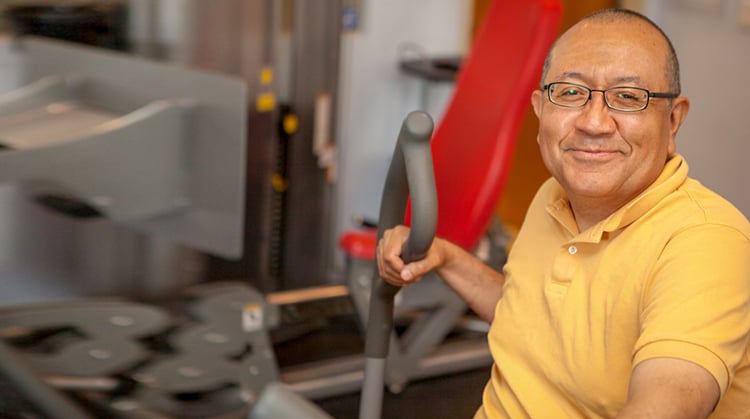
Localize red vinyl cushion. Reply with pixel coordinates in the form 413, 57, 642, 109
339, 227, 378, 261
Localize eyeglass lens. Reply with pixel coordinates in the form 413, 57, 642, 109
548, 83, 649, 111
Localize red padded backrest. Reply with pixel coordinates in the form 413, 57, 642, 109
406, 0, 561, 250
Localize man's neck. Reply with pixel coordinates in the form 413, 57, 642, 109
569, 196, 627, 233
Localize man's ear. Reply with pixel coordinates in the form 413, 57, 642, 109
669, 96, 690, 138
531, 89, 544, 145
531, 89, 543, 119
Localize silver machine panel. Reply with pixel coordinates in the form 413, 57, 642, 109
1, 37, 247, 258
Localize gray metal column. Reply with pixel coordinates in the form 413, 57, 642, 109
278, 0, 341, 290
204, 0, 343, 292
175, 0, 280, 293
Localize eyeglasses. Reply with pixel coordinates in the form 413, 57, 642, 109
542, 82, 679, 112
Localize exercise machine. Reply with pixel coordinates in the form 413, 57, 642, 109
0, 111, 433, 419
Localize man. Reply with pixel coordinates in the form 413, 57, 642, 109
377, 8, 750, 418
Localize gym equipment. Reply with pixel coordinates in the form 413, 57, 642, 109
0, 338, 94, 418
0, 283, 276, 418
0, 110, 435, 419
0, 36, 246, 259
359, 110, 437, 419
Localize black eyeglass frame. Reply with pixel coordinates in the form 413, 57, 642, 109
542, 81, 679, 112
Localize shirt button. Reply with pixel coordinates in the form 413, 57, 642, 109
568, 245, 578, 255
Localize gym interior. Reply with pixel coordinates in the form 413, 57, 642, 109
0, 0, 748, 417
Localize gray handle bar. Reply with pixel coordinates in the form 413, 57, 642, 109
365, 110, 437, 359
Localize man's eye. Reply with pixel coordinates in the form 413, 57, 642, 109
613, 89, 644, 101
561, 89, 581, 96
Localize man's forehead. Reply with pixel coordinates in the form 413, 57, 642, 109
548, 19, 667, 75
556, 17, 663, 52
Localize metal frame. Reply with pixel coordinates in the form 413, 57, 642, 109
0, 36, 247, 259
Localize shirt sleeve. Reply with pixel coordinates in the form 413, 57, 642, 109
633, 223, 750, 396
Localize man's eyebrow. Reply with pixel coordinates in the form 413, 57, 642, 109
612, 76, 643, 85
559, 71, 584, 80
556, 72, 643, 85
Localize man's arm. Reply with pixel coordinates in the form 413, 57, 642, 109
616, 357, 720, 419
377, 225, 505, 322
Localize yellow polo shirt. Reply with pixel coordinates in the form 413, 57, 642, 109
476, 155, 750, 418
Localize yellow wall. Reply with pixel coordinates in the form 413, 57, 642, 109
473, 0, 616, 230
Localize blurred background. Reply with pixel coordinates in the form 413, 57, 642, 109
0, 0, 747, 417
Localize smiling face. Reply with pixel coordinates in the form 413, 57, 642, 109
531, 15, 689, 228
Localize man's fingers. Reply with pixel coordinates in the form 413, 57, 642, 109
376, 225, 419, 286
401, 259, 428, 283
377, 239, 404, 284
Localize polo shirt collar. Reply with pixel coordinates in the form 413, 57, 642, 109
546, 154, 689, 241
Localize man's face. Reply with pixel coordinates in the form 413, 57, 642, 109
531, 18, 689, 213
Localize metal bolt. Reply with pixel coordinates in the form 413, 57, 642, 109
88, 349, 112, 360
109, 316, 134, 327
178, 366, 203, 378
204, 332, 229, 344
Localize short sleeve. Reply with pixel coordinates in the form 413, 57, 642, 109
634, 223, 750, 396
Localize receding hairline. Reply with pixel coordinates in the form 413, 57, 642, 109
540, 8, 681, 95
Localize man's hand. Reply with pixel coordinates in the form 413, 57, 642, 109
376, 225, 505, 322
376, 225, 446, 286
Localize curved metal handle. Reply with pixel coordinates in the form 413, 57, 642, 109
365, 110, 437, 359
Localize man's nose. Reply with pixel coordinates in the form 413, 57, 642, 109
575, 92, 616, 134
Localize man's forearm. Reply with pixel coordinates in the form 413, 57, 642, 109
434, 238, 505, 322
